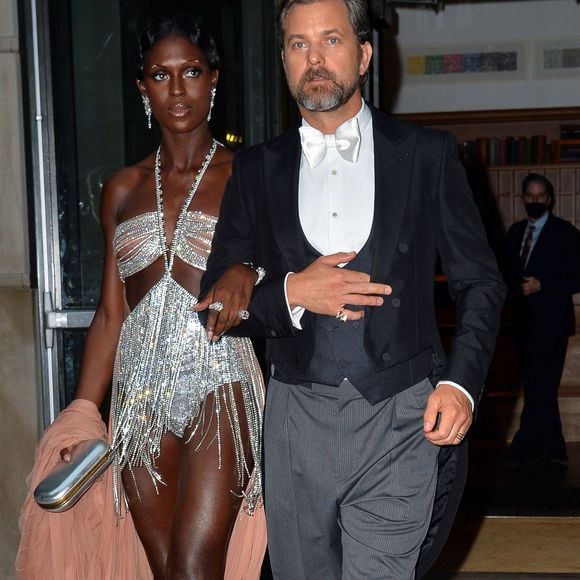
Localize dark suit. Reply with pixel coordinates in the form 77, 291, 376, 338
202, 105, 505, 576
507, 212, 580, 463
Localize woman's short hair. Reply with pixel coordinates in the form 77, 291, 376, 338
137, 15, 219, 79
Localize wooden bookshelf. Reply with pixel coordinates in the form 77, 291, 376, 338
398, 107, 580, 167
397, 107, 580, 230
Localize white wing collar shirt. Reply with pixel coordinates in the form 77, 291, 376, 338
284, 99, 372, 329
298, 99, 374, 256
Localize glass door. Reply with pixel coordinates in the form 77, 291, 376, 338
22, 0, 278, 427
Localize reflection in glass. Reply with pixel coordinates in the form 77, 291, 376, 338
49, 0, 242, 310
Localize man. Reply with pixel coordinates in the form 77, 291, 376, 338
507, 173, 580, 467
201, 0, 505, 577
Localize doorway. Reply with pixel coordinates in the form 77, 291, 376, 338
21, 0, 279, 426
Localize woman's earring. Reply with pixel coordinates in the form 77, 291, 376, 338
141, 94, 152, 129
207, 87, 216, 122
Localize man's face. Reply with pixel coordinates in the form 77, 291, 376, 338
281, 0, 371, 113
523, 181, 550, 219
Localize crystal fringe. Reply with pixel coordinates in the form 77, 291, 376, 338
110, 277, 264, 515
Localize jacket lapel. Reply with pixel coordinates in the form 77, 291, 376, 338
263, 131, 310, 272
370, 109, 416, 283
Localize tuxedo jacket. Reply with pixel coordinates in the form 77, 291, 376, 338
203, 105, 505, 405
202, 104, 505, 576
507, 212, 580, 343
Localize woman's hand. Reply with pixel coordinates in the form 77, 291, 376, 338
196, 263, 258, 341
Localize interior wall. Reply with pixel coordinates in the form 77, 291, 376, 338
0, 1, 41, 578
391, 0, 580, 113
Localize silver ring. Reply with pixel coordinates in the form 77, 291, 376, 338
238, 309, 250, 320
335, 308, 348, 323
209, 301, 224, 312
456, 432, 465, 441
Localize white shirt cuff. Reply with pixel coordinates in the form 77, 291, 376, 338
284, 272, 305, 329
436, 380, 475, 411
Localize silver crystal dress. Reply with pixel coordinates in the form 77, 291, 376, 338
110, 209, 264, 514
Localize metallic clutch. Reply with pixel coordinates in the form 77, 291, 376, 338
34, 439, 113, 512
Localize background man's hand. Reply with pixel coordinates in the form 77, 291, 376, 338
521, 276, 541, 296
287, 251, 392, 321
423, 384, 472, 446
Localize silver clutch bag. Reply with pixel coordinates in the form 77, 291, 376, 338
34, 438, 113, 512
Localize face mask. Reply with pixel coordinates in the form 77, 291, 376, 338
525, 202, 548, 219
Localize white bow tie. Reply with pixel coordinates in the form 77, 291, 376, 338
299, 117, 362, 168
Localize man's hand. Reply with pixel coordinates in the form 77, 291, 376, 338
196, 263, 257, 341
423, 384, 472, 446
287, 251, 392, 321
521, 276, 541, 296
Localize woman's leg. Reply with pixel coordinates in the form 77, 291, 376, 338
165, 386, 253, 580
122, 432, 182, 578
122, 384, 253, 579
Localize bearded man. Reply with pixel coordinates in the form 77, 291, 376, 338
201, 0, 505, 577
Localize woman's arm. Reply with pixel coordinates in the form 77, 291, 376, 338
73, 178, 127, 409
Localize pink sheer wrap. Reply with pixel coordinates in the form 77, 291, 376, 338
16, 399, 266, 579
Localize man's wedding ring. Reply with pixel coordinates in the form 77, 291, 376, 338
335, 307, 348, 323
456, 432, 465, 441
238, 309, 250, 320
209, 301, 224, 312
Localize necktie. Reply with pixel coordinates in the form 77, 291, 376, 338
299, 116, 361, 168
520, 224, 535, 267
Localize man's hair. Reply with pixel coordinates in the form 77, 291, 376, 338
136, 15, 220, 80
522, 172, 555, 204
276, 0, 371, 47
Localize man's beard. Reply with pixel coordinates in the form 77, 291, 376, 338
291, 67, 359, 112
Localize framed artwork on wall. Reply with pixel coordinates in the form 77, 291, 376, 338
401, 43, 527, 84
535, 38, 580, 79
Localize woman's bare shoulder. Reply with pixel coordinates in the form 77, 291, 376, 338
100, 155, 155, 218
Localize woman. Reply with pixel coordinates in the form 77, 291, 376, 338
17, 15, 265, 580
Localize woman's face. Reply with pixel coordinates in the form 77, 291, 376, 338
137, 34, 217, 133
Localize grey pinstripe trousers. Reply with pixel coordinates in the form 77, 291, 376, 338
263, 377, 439, 579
